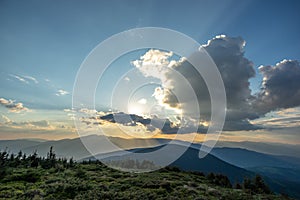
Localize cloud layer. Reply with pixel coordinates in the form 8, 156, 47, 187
0, 98, 29, 113
80, 112, 198, 134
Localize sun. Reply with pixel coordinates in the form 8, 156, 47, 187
128, 104, 145, 116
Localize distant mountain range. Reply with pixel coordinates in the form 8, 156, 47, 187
96, 144, 254, 183
1, 135, 300, 158
212, 140, 300, 158
0, 135, 169, 160
1, 135, 300, 198
209, 147, 300, 169
86, 142, 300, 198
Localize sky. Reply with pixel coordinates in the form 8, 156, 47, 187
0, 0, 300, 144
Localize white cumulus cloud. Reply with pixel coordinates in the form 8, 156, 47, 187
131, 35, 300, 131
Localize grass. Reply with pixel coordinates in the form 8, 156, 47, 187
0, 162, 291, 200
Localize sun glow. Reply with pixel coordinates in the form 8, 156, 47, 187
128, 104, 145, 116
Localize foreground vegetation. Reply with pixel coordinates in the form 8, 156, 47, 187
0, 148, 291, 200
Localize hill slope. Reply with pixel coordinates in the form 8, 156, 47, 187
0, 162, 288, 200
209, 147, 300, 168
91, 144, 254, 184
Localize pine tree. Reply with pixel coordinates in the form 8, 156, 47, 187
254, 175, 271, 194
49, 146, 56, 168
30, 151, 39, 168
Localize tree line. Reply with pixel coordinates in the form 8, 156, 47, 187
0, 146, 75, 178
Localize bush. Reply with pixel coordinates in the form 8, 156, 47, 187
6, 170, 41, 183
75, 167, 86, 178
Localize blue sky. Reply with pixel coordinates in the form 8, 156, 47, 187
0, 0, 300, 142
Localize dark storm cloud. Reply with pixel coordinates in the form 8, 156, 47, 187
98, 112, 204, 134
223, 119, 262, 131
160, 35, 259, 131
203, 36, 255, 109
254, 60, 300, 114
147, 36, 300, 131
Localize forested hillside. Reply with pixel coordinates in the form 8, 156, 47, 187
0, 148, 291, 200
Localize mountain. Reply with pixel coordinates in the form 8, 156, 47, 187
209, 147, 300, 168
2, 136, 300, 159
205, 146, 300, 198
21, 137, 92, 159
0, 139, 42, 152
163, 145, 254, 184
86, 143, 300, 198
90, 144, 254, 184
1, 137, 300, 198
0, 135, 170, 160
2, 136, 300, 169
248, 166, 300, 183
214, 141, 300, 158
